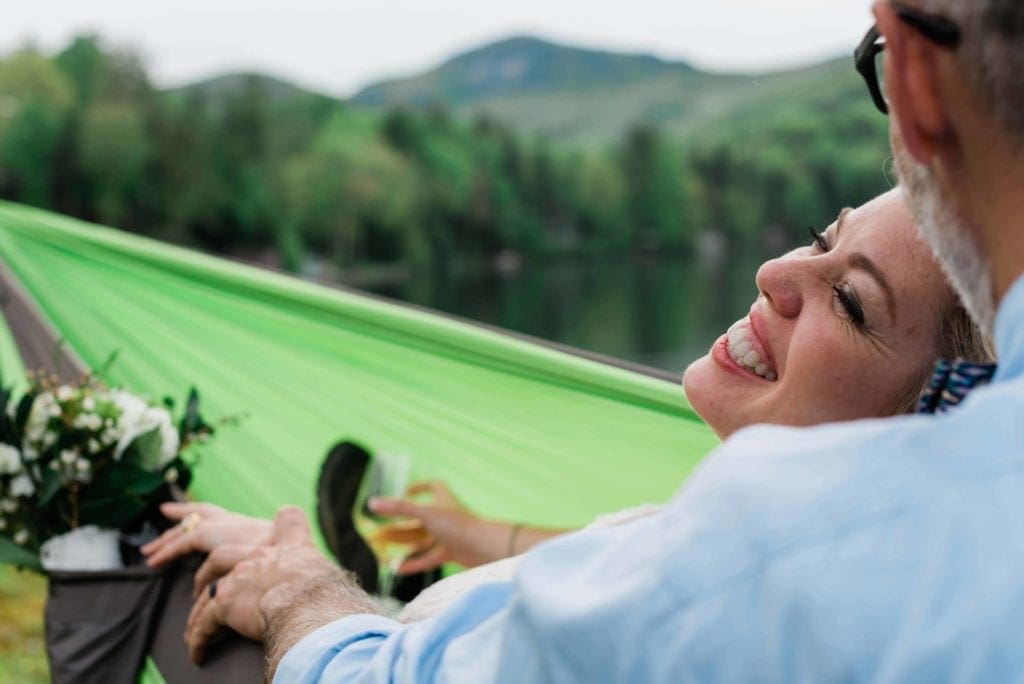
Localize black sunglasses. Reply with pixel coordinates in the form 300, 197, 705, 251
855, 2, 962, 114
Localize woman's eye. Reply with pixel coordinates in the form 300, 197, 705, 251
808, 226, 830, 253
833, 285, 867, 328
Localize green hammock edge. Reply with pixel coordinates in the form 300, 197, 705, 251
0, 200, 700, 421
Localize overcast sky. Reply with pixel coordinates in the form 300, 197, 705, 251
2, 0, 877, 97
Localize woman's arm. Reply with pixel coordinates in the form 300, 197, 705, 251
371, 481, 573, 574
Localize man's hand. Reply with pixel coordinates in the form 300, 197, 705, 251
184, 505, 381, 674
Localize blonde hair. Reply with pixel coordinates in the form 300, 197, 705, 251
889, 291, 995, 415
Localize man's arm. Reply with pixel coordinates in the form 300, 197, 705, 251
262, 560, 380, 676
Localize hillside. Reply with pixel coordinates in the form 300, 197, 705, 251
350, 36, 860, 145
353, 35, 694, 106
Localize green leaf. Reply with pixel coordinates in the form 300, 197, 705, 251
179, 388, 211, 440
78, 463, 164, 528
13, 393, 34, 441
121, 426, 162, 471
0, 387, 11, 437
0, 535, 42, 572
38, 469, 61, 506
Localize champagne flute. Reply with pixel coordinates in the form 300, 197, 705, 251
352, 452, 414, 610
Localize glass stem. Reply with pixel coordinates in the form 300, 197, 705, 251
378, 557, 401, 601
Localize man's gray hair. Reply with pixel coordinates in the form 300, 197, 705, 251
916, 0, 1024, 139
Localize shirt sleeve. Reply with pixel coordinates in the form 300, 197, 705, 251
273, 415, 961, 682
273, 507, 715, 683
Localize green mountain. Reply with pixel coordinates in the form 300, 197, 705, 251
353, 35, 693, 106
351, 36, 861, 145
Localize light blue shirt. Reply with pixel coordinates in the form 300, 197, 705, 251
277, 277, 1024, 683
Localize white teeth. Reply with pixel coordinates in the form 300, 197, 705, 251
725, 320, 778, 381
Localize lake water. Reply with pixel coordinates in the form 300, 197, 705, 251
366, 252, 766, 375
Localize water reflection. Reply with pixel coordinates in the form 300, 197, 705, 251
368, 251, 767, 373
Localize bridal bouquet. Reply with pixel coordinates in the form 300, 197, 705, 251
0, 371, 216, 571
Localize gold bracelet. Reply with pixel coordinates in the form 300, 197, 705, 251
507, 524, 524, 558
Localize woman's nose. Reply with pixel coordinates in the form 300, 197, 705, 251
755, 255, 804, 319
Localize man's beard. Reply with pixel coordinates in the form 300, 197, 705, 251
894, 147, 996, 335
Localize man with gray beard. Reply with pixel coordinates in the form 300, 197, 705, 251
183, 1, 1024, 680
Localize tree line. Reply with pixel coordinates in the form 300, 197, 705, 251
0, 36, 893, 273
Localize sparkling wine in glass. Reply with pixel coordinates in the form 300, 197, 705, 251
352, 452, 413, 606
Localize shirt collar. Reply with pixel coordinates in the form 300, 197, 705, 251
993, 275, 1024, 382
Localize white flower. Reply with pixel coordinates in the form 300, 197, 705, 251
74, 413, 102, 432
88, 439, 101, 453
22, 446, 38, 462
111, 391, 179, 468
56, 386, 74, 402
60, 449, 77, 465
0, 444, 21, 475
13, 528, 28, 545
41, 431, 57, 448
82, 397, 96, 412
74, 458, 92, 483
0, 518, 6, 530
156, 410, 180, 467
9, 473, 34, 498
0, 498, 17, 513
23, 394, 55, 445
164, 467, 179, 483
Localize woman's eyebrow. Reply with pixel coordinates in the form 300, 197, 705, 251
848, 252, 896, 321
833, 207, 854, 236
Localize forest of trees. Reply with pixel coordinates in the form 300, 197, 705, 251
0, 36, 894, 274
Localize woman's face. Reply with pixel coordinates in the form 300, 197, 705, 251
683, 189, 950, 438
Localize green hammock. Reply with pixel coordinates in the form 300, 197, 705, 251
0, 200, 717, 526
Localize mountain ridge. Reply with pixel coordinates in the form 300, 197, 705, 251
171, 35, 859, 145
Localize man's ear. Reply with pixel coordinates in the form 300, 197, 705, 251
874, 1, 953, 164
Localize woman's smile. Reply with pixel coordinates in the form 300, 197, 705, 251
712, 313, 779, 382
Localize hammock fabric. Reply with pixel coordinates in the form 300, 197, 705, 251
0, 201, 718, 681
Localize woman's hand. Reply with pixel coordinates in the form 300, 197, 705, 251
370, 481, 510, 574
141, 501, 273, 568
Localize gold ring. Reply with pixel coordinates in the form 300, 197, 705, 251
180, 512, 201, 533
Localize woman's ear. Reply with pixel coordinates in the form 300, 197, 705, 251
874, 0, 954, 165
